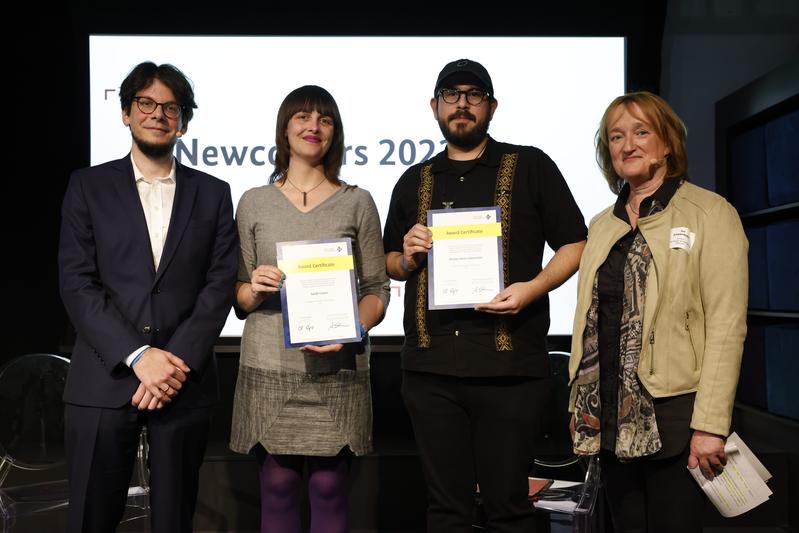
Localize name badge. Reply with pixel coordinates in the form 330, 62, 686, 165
670, 227, 695, 250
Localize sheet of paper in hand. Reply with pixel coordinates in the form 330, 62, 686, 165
688, 432, 772, 517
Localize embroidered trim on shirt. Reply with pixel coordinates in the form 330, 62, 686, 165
494, 153, 518, 351
415, 164, 434, 348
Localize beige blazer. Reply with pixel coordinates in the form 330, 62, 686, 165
569, 181, 748, 437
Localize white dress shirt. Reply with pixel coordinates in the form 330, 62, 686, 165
132, 156, 177, 271
126, 155, 177, 367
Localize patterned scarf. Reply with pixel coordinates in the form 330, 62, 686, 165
574, 205, 664, 458
572, 275, 601, 455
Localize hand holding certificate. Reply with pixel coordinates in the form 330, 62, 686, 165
427, 206, 504, 310
277, 238, 362, 348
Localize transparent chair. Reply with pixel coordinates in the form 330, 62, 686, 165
528, 351, 603, 533
0, 353, 150, 532
531, 454, 601, 533
473, 351, 603, 533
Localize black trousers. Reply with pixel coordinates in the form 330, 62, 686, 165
402, 370, 545, 533
600, 445, 706, 533
65, 402, 211, 533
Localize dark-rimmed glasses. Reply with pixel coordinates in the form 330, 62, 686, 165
132, 96, 183, 120
437, 88, 490, 105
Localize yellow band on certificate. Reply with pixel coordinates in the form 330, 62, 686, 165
278, 255, 354, 273
431, 222, 502, 240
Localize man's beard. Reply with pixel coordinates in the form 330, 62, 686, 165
132, 131, 177, 159
437, 110, 490, 151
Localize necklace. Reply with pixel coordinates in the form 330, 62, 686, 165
284, 176, 327, 206
441, 141, 489, 209
475, 141, 488, 159
627, 202, 640, 215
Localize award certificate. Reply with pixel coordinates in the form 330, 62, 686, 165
276, 238, 361, 347
427, 206, 504, 310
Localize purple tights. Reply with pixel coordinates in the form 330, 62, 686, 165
254, 445, 351, 533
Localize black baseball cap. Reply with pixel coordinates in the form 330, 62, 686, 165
434, 58, 494, 97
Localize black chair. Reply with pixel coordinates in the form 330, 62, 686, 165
0, 353, 150, 532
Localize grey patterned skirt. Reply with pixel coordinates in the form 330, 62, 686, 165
230, 365, 372, 457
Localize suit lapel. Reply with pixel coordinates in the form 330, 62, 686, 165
111, 155, 157, 278
155, 160, 197, 283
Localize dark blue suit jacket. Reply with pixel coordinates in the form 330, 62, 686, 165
58, 155, 238, 408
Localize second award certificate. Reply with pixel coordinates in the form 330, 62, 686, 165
427, 206, 504, 310
276, 238, 362, 348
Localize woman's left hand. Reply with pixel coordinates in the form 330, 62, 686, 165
688, 430, 727, 480
302, 343, 344, 354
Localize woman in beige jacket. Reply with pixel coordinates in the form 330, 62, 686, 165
569, 91, 748, 533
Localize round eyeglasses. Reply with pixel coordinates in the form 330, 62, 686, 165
132, 96, 183, 120
437, 88, 490, 105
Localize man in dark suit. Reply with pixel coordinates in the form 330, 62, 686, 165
58, 62, 238, 533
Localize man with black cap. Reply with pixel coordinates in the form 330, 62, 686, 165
383, 58, 587, 531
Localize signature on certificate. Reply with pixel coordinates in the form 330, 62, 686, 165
472, 286, 493, 295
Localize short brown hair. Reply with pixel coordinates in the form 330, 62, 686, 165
270, 85, 344, 184
119, 62, 197, 125
595, 91, 689, 194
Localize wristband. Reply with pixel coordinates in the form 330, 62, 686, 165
359, 322, 367, 338
130, 347, 148, 367
400, 255, 414, 273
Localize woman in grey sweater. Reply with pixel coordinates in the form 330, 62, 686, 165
230, 85, 390, 533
